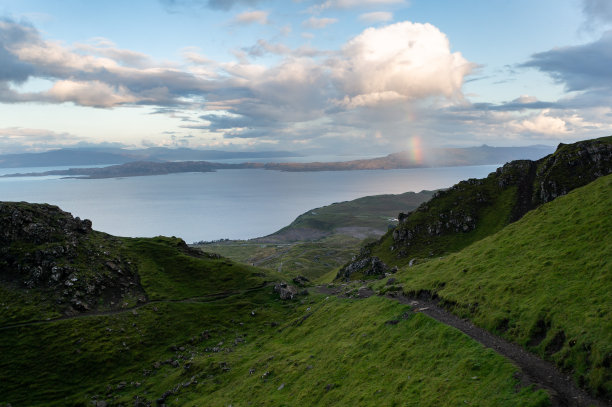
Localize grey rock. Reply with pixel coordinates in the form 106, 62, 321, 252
274, 282, 298, 300
292, 275, 310, 286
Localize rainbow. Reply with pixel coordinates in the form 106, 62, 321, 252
409, 136, 424, 165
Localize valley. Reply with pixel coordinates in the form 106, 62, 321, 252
0, 137, 610, 406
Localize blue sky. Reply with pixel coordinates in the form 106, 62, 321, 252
0, 0, 611, 154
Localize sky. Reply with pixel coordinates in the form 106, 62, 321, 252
0, 0, 611, 154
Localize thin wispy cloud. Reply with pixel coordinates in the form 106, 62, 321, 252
359, 11, 393, 23
0, 127, 82, 153
159, 0, 263, 12
302, 17, 338, 29
232, 10, 270, 25
311, 0, 405, 12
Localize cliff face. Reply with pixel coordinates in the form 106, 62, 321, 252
338, 136, 612, 280
0, 202, 145, 315
534, 139, 612, 205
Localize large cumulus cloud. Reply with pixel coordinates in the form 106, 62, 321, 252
331, 22, 474, 108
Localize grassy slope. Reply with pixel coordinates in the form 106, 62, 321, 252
0, 236, 283, 406
357, 136, 612, 274
0, 234, 549, 406
370, 176, 520, 270
124, 236, 271, 300
375, 174, 612, 397
180, 295, 548, 407
0, 292, 291, 406
0, 229, 143, 326
271, 190, 434, 237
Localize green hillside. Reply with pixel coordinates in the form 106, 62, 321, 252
340, 136, 612, 279
374, 174, 612, 398
199, 191, 433, 281
266, 190, 435, 242
0, 287, 550, 406
0, 202, 549, 406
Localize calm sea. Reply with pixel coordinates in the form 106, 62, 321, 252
0, 166, 499, 242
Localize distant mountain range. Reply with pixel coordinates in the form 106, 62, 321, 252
261, 144, 555, 171
0, 147, 301, 168
2, 144, 555, 178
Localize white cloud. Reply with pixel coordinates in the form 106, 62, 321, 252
46, 80, 138, 107
359, 11, 393, 23
335, 91, 405, 108
0, 19, 212, 107
331, 22, 474, 108
246, 39, 291, 56
302, 17, 338, 29
512, 110, 568, 135
73, 38, 152, 68
0, 127, 81, 153
233, 10, 269, 25
279, 24, 292, 36
513, 95, 538, 104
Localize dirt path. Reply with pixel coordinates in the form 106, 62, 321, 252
0, 283, 270, 332
316, 285, 607, 407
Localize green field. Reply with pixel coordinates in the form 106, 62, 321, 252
0, 288, 549, 406
200, 234, 371, 282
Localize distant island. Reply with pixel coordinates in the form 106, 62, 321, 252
2, 144, 554, 179
0, 147, 301, 168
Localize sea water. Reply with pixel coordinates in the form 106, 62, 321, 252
0, 166, 499, 242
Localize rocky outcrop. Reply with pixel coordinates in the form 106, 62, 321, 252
0, 202, 92, 246
336, 255, 391, 280
0, 202, 145, 315
338, 136, 612, 280
534, 139, 612, 206
273, 282, 298, 300
292, 275, 310, 286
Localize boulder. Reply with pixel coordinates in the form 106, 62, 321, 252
274, 282, 298, 300
292, 275, 310, 286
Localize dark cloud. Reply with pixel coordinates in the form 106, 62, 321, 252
198, 113, 255, 131
521, 31, 612, 92
469, 101, 557, 112
0, 18, 35, 83
223, 129, 269, 139
582, 0, 612, 25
